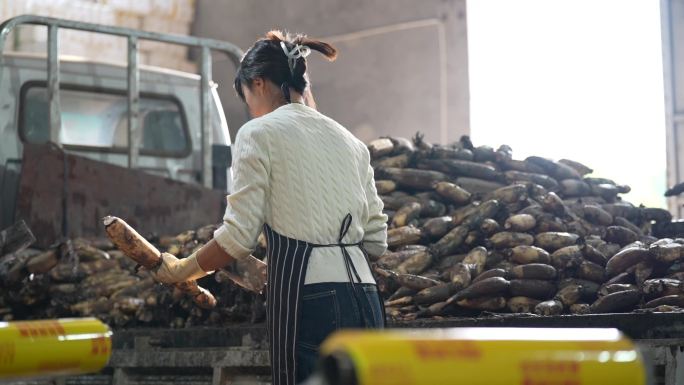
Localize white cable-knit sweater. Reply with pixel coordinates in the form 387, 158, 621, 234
213, 103, 388, 284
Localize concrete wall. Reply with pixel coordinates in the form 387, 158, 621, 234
663, 0, 684, 216
193, 0, 470, 144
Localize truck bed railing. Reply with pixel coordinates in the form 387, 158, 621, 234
0, 14, 245, 188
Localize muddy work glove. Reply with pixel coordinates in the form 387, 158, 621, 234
150, 252, 212, 284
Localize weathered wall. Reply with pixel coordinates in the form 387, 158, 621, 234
193, 0, 470, 144
1, 0, 198, 72
663, 0, 684, 217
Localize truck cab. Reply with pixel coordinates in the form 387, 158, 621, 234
0, 15, 244, 242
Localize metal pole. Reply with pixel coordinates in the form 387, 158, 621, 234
200, 46, 213, 188
47, 24, 61, 143
127, 36, 140, 168
47, 24, 68, 237
0, 15, 244, 63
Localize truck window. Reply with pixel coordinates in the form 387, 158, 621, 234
19, 83, 191, 157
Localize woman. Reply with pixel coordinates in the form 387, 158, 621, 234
149, 31, 388, 384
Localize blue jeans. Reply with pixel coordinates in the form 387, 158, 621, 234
295, 282, 384, 383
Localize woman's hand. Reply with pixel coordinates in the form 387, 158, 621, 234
150, 252, 209, 284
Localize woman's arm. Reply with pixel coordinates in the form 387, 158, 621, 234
195, 239, 236, 271
151, 122, 270, 290
152, 240, 235, 282
213, 123, 271, 260
152, 239, 267, 293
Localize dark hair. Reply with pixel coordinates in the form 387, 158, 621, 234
234, 30, 337, 103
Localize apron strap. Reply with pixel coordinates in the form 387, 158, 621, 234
310, 214, 374, 326
336, 214, 372, 327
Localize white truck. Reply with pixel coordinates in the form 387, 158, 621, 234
0, 15, 245, 246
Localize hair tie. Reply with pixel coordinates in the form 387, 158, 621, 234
280, 41, 311, 75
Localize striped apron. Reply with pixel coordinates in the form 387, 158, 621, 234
264, 213, 375, 385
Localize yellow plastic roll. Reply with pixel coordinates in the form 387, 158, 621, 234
0, 318, 112, 380
320, 328, 645, 385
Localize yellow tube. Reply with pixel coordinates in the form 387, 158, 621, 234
320, 328, 645, 385
0, 318, 112, 380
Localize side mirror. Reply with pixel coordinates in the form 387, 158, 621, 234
212, 144, 231, 191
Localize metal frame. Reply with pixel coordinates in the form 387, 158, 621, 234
638, 339, 684, 385
0, 14, 245, 188
108, 347, 270, 385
